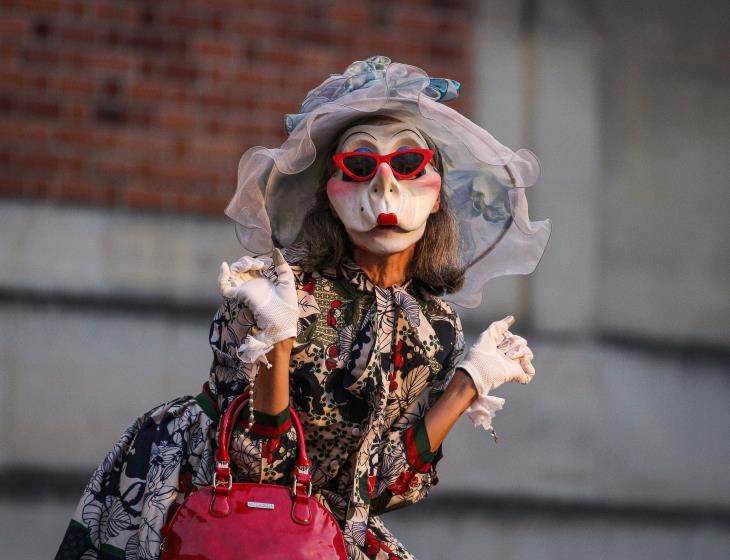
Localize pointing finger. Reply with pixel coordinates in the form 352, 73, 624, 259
487, 315, 515, 341
272, 248, 295, 288
272, 247, 286, 268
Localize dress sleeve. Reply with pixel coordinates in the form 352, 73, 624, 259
208, 297, 257, 393
206, 297, 298, 484
428, 311, 465, 408
370, 313, 465, 514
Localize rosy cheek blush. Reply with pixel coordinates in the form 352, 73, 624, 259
326, 176, 359, 199
412, 172, 442, 193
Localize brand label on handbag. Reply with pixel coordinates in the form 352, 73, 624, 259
247, 500, 275, 510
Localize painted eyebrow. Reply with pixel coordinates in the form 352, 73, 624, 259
340, 130, 378, 146
392, 128, 425, 142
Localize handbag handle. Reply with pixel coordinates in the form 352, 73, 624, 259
213, 392, 312, 497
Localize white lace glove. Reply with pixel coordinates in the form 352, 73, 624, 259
217, 248, 298, 367
458, 315, 535, 437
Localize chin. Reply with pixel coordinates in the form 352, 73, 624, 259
348, 225, 426, 256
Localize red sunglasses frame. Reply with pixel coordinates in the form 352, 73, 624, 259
332, 148, 434, 182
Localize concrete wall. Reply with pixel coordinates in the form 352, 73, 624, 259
3, 203, 728, 497
595, 0, 730, 347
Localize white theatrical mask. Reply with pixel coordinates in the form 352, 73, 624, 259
326, 122, 442, 256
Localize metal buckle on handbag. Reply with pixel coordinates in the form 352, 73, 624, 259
213, 472, 233, 491
213, 461, 233, 491
291, 465, 312, 496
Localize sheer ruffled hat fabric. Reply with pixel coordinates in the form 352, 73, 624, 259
225, 55, 551, 308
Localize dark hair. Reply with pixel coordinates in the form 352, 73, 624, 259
296, 116, 465, 296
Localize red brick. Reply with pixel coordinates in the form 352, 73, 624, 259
20, 0, 61, 15
0, 177, 25, 197
128, 80, 179, 103
89, 52, 134, 73
68, 1, 86, 17
58, 76, 96, 95
28, 179, 50, 197
55, 127, 118, 149
64, 156, 85, 175
0, 119, 52, 141
198, 91, 237, 109
97, 158, 137, 177
67, 51, 90, 70
1, 0, 473, 217
0, 68, 24, 88
197, 0, 245, 10
57, 182, 97, 203
190, 136, 240, 160
263, 48, 306, 66
0, 94, 15, 114
65, 102, 91, 123
234, 18, 278, 37
19, 151, 59, 171
181, 193, 228, 216
0, 14, 29, 37
166, 12, 205, 30
23, 99, 60, 119
328, 5, 369, 25
94, 2, 138, 24
115, 131, 169, 154
195, 38, 236, 59
121, 188, 167, 211
159, 110, 197, 131
0, 44, 18, 65
59, 23, 97, 44
22, 46, 60, 66
166, 61, 198, 81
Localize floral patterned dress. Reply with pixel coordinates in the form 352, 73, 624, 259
56, 254, 464, 560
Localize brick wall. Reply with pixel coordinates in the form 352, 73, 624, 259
0, 0, 473, 216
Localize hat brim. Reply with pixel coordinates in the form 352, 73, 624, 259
226, 63, 550, 307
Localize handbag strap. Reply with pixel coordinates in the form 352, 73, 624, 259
213, 392, 312, 497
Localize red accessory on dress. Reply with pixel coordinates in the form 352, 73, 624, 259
160, 392, 347, 559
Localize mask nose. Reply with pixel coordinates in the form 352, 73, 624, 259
369, 162, 401, 214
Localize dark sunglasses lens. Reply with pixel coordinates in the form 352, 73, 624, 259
343, 155, 377, 178
390, 152, 426, 176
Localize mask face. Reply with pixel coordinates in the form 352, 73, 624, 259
326, 122, 442, 256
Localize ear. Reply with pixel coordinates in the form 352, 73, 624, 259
430, 194, 441, 214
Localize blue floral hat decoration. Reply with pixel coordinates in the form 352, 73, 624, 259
225, 56, 550, 307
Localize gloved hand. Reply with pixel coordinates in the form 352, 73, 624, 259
458, 315, 535, 435
459, 315, 535, 393
217, 248, 298, 366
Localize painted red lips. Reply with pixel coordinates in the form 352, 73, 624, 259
377, 213, 398, 226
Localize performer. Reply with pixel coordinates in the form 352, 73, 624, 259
57, 56, 550, 560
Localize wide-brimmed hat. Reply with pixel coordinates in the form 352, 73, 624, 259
225, 56, 551, 307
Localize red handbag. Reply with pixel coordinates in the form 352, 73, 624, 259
160, 392, 348, 559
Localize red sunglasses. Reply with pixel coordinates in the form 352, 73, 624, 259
332, 148, 434, 182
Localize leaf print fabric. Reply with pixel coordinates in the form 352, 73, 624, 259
56, 398, 215, 560
57, 248, 464, 560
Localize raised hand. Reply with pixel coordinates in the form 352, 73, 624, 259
458, 315, 535, 395
497, 327, 535, 380
457, 316, 536, 435
217, 249, 298, 365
